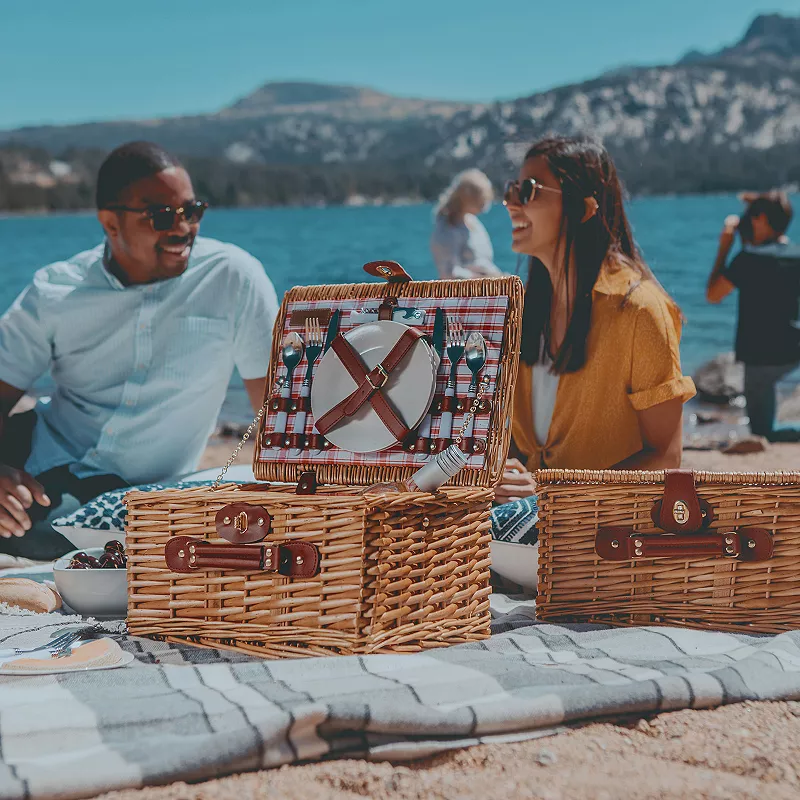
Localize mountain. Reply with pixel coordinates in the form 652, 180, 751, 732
1, 13, 799, 210
680, 13, 800, 70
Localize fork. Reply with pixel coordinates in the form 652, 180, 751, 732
439, 316, 466, 440
290, 318, 324, 456
0, 625, 99, 661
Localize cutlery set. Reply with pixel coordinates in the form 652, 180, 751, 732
265, 304, 490, 456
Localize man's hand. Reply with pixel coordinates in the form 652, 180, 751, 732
0, 465, 50, 538
494, 458, 537, 504
721, 215, 739, 245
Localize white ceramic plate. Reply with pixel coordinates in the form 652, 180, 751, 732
490, 540, 539, 591
311, 320, 439, 452
0, 640, 134, 675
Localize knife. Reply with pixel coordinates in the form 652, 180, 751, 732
308, 309, 340, 455
417, 307, 446, 442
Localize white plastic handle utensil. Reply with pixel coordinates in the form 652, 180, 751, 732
289, 384, 310, 456
439, 384, 455, 441
272, 377, 293, 447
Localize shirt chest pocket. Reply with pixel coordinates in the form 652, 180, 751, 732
158, 316, 232, 382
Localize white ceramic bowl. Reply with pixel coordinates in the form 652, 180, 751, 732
53, 548, 128, 618
490, 540, 539, 591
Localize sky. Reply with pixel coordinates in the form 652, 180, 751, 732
0, 0, 798, 130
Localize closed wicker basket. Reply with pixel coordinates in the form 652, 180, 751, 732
125, 264, 523, 657
536, 469, 800, 635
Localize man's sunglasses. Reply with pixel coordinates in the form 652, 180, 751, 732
104, 201, 209, 231
503, 179, 562, 207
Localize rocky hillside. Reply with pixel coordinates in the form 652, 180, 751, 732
1, 13, 798, 209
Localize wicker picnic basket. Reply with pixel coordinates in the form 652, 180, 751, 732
536, 468, 800, 634
125, 262, 523, 657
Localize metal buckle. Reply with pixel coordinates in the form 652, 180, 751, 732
366, 363, 389, 390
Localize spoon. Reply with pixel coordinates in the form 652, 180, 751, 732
465, 332, 487, 394
463, 332, 487, 440
273, 331, 305, 447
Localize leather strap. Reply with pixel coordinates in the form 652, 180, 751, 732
266, 431, 293, 448
215, 504, 271, 543
433, 396, 464, 414
363, 260, 413, 283
285, 433, 307, 450
315, 328, 423, 442
595, 526, 773, 562
165, 536, 320, 577
268, 396, 310, 413
651, 470, 713, 532
378, 297, 398, 321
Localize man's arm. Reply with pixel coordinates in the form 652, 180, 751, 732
707, 215, 739, 304
613, 398, 684, 470
0, 379, 49, 538
244, 377, 267, 414
0, 379, 24, 428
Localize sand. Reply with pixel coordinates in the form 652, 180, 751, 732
95, 701, 800, 800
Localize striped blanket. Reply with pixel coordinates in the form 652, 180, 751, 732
1, 593, 800, 799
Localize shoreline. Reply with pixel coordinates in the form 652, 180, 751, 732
2, 189, 797, 219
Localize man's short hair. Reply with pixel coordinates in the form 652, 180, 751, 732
96, 141, 183, 209
746, 191, 793, 236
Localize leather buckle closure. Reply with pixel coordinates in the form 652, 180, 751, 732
366, 363, 389, 391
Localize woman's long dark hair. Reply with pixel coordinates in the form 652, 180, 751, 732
520, 137, 669, 372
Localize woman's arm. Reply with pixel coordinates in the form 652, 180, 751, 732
612, 397, 683, 470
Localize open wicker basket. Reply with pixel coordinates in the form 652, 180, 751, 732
125, 264, 523, 657
536, 468, 800, 634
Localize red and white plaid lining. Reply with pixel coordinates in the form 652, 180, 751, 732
257, 295, 510, 470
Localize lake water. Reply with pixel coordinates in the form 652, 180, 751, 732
1, 196, 798, 425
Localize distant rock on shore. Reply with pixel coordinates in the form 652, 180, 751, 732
693, 352, 744, 404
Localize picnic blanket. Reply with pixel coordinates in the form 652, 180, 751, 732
3, 594, 800, 800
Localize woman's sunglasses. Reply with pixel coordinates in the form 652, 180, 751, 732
503, 179, 561, 207
104, 200, 209, 232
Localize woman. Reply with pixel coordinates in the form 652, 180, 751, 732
430, 168, 502, 279
491, 137, 695, 546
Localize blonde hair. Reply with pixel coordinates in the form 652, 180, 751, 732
434, 168, 494, 222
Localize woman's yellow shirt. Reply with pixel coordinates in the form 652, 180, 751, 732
512, 264, 696, 469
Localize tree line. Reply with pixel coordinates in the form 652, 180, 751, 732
1, 142, 797, 213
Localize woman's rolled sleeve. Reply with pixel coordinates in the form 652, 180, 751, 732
628, 299, 696, 412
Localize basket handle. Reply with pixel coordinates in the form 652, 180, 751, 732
595, 527, 773, 562
164, 535, 320, 577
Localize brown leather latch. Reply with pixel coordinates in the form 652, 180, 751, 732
650, 469, 714, 532
215, 503, 271, 543
164, 535, 320, 577
363, 260, 413, 283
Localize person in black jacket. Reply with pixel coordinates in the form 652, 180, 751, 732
707, 191, 800, 441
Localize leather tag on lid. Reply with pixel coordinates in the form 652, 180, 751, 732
215, 504, 271, 544
296, 471, 318, 495
363, 260, 413, 283
651, 470, 713, 533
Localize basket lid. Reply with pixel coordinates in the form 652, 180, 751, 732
252, 262, 523, 489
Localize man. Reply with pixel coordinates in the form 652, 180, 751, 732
706, 191, 800, 441
0, 141, 278, 558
